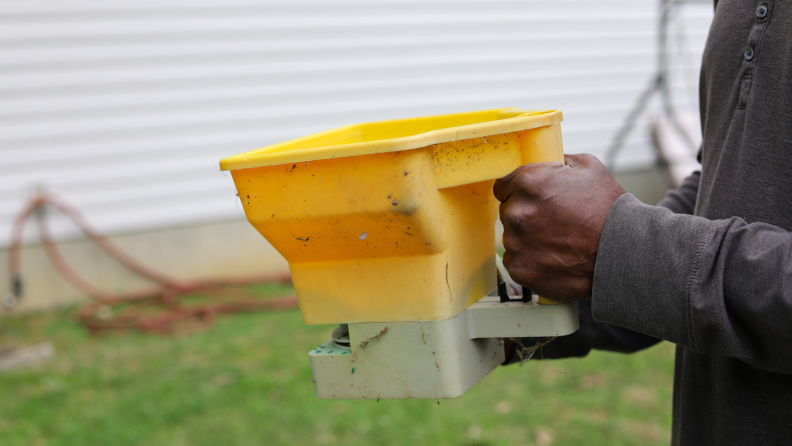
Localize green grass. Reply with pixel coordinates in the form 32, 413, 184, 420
0, 284, 675, 446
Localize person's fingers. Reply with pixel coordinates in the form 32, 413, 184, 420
493, 168, 519, 203
493, 161, 565, 203
502, 250, 512, 271
499, 202, 509, 231
501, 230, 521, 260
564, 153, 605, 170
500, 200, 528, 234
539, 275, 593, 301
503, 250, 543, 290
497, 155, 605, 203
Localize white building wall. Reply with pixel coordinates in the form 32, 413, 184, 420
0, 0, 713, 244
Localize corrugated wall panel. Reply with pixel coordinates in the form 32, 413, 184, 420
0, 0, 713, 243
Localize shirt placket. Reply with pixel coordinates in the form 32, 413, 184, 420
738, 1, 775, 109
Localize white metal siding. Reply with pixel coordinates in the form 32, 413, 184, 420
0, 0, 713, 243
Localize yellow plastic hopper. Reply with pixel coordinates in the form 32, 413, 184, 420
219, 108, 564, 325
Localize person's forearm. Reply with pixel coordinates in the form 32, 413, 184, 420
657, 171, 700, 215
502, 299, 660, 365
593, 194, 792, 373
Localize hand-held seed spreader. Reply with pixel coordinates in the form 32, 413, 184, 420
219, 108, 579, 399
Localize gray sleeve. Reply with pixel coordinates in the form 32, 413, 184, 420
657, 171, 700, 214
501, 299, 661, 365
592, 194, 792, 374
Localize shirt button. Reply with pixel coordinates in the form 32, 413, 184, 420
756, 5, 768, 19
745, 47, 755, 61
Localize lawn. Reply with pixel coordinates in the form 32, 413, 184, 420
0, 283, 675, 446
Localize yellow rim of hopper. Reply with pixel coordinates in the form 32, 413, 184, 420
219, 108, 562, 171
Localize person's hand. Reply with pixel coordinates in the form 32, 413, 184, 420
493, 154, 626, 302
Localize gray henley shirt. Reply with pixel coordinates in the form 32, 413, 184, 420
592, 1, 792, 444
